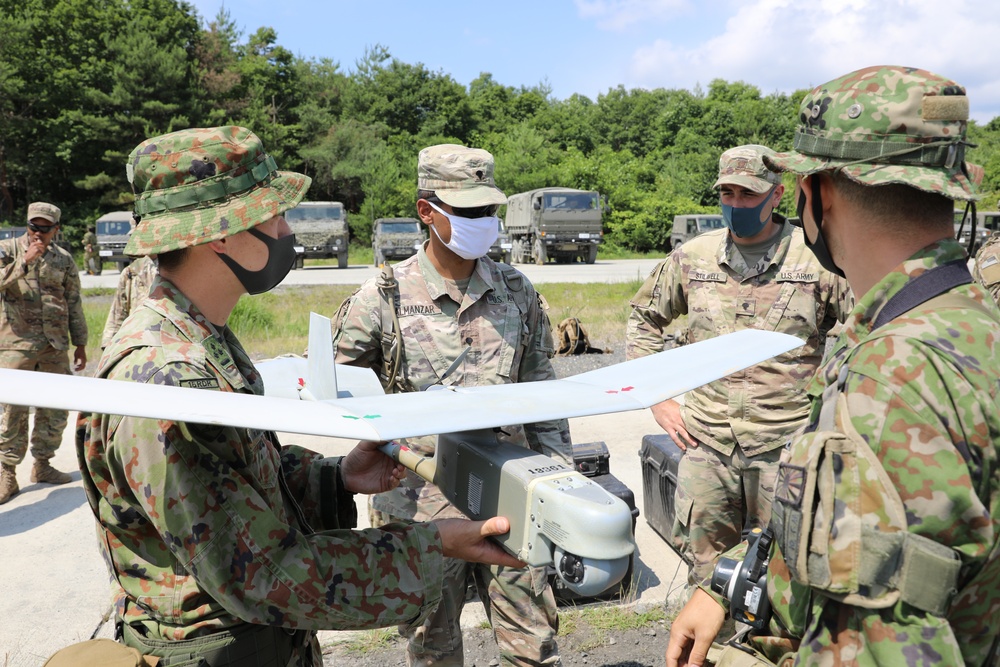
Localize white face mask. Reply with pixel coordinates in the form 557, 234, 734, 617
426, 201, 499, 260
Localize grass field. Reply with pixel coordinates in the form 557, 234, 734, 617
81, 279, 658, 363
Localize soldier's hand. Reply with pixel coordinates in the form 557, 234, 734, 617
24, 239, 47, 265
433, 517, 526, 568
665, 587, 726, 667
73, 345, 87, 372
341, 439, 406, 494
650, 398, 696, 450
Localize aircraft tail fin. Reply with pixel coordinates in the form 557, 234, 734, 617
306, 312, 338, 401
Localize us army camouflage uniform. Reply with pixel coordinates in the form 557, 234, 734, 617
333, 245, 571, 667
100, 255, 156, 348
0, 232, 87, 466
707, 241, 1000, 666
972, 231, 1000, 306
82, 278, 447, 666
83, 228, 100, 275
627, 221, 851, 584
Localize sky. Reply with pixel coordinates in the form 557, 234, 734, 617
187, 0, 1000, 124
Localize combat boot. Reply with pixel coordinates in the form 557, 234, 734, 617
31, 459, 72, 485
0, 464, 19, 504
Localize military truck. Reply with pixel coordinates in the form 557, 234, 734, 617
670, 214, 725, 250
96, 211, 135, 272
285, 201, 349, 269
372, 217, 424, 266
487, 218, 513, 264
955, 208, 1000, 254
504, 187, 604, 265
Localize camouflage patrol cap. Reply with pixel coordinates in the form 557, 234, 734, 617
27, 202, 61, 225
764, 65, 978, 201
125, 126, 311, 256
713, 145, 782, 193
418, 144, 507, 207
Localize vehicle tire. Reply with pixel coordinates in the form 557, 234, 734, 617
673, 240, 683, 251
511, 239, 524, 264
586, 245, 598, 264
533, 239, 547, 265
502, 250, 512, 265
338, 251, 348, 269
115, 260, 129, 273
294, 254, 305, 270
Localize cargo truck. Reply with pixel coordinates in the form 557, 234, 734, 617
285, 201, 349, 269
504, 187, 604, 265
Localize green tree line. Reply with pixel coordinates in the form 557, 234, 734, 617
3, 0, 999, 254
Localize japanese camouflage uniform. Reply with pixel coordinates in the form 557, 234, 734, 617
79, 126, 448, 667
705, 66, 1000, 666
0, 203, 88, 468
100, 255, 156, 348
972, 231, 1000, 306
333, 245, 571, 667
626, 220, 851, 584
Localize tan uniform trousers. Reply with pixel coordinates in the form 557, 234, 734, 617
0, 347, 72, 466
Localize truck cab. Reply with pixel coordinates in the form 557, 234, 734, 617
96, 211, 135, 272
670, 214, 725, 250
285, 201, 349, 269
372, 217, 424, 266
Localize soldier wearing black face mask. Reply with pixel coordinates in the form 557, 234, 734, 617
626, 144, 853, 596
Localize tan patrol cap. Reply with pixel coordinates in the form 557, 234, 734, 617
713, 145, 782, 194
418, 144, 507, 207
27, 202, 61, 224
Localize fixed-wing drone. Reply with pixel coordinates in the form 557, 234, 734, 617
0, 314, 802, 595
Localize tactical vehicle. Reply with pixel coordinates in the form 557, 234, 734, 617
372, 217, 424, 266
96, 211, 135, 272
670, 214, 725, 250
487, 218, 513, 264
0, 227, 25, 240
285, 201, 349, 269
504, 188, 604, 265
955, 209, 1000, 254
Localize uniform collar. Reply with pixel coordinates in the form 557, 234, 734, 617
415, 243, 498, 306
719, 214, 792, 277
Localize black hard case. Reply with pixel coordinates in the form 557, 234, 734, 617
638, 433, 688, 563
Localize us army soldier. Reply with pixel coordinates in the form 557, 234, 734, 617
82, 224, 100, 275
668, 66, 1000, 667
627, 145, 851, 588
80, 126, 524, 666
0, 202, 87, 504
333, 144, 572, 667
100, 254, 156, 348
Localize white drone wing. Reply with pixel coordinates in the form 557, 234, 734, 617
0, 313, 802, 441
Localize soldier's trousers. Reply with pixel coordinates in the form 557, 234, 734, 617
371, 509, 561, 667
0, 347, 71, 466
673, 442, 782, 586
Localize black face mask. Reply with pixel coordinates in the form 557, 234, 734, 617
217, 226, 297, 295
797, 178, 845, 278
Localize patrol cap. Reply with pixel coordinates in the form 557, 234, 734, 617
764, 65, 978, 201
125, 126, 311, 256
27, 202, 61, 225
418, 144, 507, 208
713, 145, 782, 193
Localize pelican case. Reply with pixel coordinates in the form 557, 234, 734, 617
638, 433, 689, 563
549, 441, 639, 605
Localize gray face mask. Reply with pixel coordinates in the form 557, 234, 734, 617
217, 227, 297, 294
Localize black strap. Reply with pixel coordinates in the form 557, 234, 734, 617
872, 260, 972, 331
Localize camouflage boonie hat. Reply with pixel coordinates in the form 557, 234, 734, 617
125, 126, 311, 256
418, 144, 507, 207
764, 65, 978, 201
27, 202, 61, 224
713, 144, 783, 193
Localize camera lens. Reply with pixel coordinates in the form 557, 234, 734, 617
710, 556, 739, 600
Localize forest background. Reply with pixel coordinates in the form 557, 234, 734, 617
4, 0, 1000, 256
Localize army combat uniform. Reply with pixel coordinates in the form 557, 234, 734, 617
100, 255, 156, 348
627, 221, 851, 583
0, 231, 87, 468
82, 278, 447, 666
972, 231, 1000, 306
708, 241, 1000, 666
333, 246, 572, 666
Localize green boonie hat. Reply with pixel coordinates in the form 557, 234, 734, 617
27, 202, 61, 224
713, 145, 783, 193
125, 126, 311, 256
764, 65, 978, 201
418, 144, 507, 208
